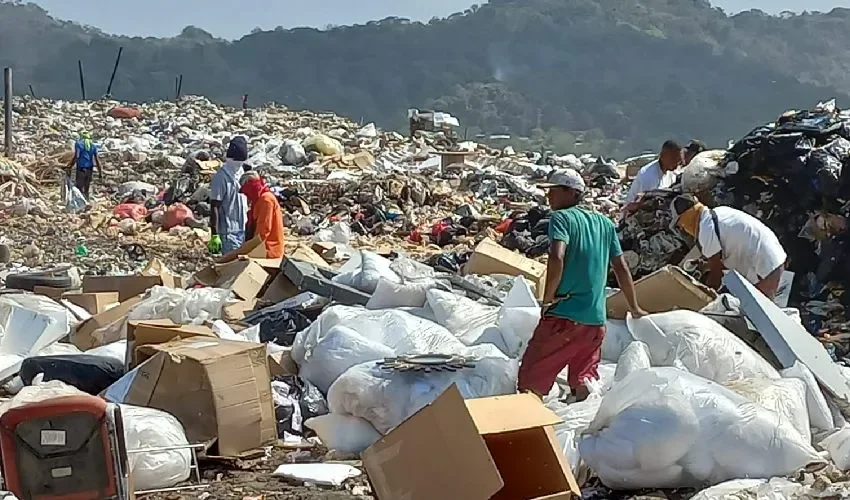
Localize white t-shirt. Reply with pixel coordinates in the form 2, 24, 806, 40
624, 160, 679, 205
697, 206, 787, 284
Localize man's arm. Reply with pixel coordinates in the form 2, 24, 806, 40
706, 253, 724, 290
209, 201, 220, 236
543, 241, 566, 305
95, 153, 102, 178
611, 255, 647, 317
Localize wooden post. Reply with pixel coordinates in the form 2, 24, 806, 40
78, 60, 86, 100
4, 68, 12, 158
105, 46, 123, 97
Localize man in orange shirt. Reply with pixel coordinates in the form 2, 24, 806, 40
217, 172, 285, 261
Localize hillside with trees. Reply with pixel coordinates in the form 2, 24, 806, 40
3, 0, 850, 155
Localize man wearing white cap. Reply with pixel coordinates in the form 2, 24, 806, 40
519, 169, 647, 401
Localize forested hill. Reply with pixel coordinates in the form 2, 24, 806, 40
4, 0, 850, 155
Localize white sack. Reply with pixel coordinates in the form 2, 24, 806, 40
367, 278, 437, 310
601, 320, 632, 362
121, 405, 192, 491
292, 305, 463, 366
548, 387, 604, 473
327, 344, 518, 434
580, 367, 822, 489
305, 413, 381, 454
272, 464, 361, 487
426, 288, 499, 343
690, 478, 802, 500
85, 341, 127, 364
332, 251, 400, 294
725, 377, 811, 443
626, 311, 779, 384
128, 286, 232, 325
781, 361, 835, 432
614, 341, 651, 382
496, 277, 540, 358
299, 325, 394, 394
820, 426, 850, 470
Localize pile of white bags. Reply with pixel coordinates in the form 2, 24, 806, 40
626, 311, 779, 384
121, 405, 192, 491
579, 367, 822, 489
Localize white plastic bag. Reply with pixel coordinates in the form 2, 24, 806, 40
724, 377, 811, 443
496, 277, 540, 358
614, 341, 651, 382
601, 320, 632, 362
547, 388, 604, 473
86, 340, 127, 364
305, 413, 381, 454
121, 405, 191, 491
128, 286, 233, 325
292, 305, 463, 366
367, 279, 436, 310
690, 478, 802, 500
781, 361, 835, 432
272, 463, 360, 487
327, 344, 518, 434
332, 251, 401, 294
820, 426, 850, 470
626, 311, 779, 384
426, 288, 499, 344
63, 175, 87, 213
299, 325, 395, 394
580, 367, 822, 489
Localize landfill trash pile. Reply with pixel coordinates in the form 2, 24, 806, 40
714, 99, 850, 344
6, 95, 850, 500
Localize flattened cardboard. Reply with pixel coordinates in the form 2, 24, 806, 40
83, 275, 165, 302
268, 348, 297, 377
193, 260, 270, 301
121, 338, 277, 457
70, 296, 142, 350
289, 245, 331, 270
464, 237, 546, 299
363, 386, 580, 500
125, 319, 216, 368
607, 265, 716, 319
63, 292, 120, 315
223, 299, 258, 322
260, 273, 299, 304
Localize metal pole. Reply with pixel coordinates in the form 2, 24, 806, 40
78, 60, 86, 100
4, 68, 12, 158
105, 46, 123, 97
174, 76, 179, 100
27, 84, 35, 98
176, 74, 183, 100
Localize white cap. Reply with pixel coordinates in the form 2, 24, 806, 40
539, 168, 586, 192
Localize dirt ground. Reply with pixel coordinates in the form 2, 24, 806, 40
142, 446, 373, 500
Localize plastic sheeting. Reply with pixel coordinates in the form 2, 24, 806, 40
579, 367, 822, 489
614, 341, 651, 382
781, 361, 835, 432
333, 251, 401, 294
299, 325, 394, 394
724, 377, 810, 443
121, 405, 192, 491
626, 311, 779, 384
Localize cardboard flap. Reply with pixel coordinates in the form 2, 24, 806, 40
465, 393, 562, 435
124, 354, 166, 406
363, 385, 503, 500
143, 338, 264, 363
607, 265, 716, 319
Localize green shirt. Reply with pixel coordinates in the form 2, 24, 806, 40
548, 207, 622, 326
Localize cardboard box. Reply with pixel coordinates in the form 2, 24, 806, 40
125, 319, 216, 368
83, 275, 165, 302
268, 348, 297, 377
223, 299, 258, 322
70, 296, 143, 350
193, 259, 270, 301
363, 385, 580, 500
606, 265, 717, 319
464, 238, 547, 299
107, 337, 277, 457
64, 292, 120, 315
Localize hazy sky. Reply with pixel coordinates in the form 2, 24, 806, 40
26, 0, 850, 39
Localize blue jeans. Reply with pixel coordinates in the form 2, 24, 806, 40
222, 231, 245, 254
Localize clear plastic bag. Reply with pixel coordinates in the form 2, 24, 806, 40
63, 175, 87, 213
614, 341, 651, 382
299, 325, 394, 394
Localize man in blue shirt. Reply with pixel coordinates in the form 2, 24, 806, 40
208, 136, 248, 254
66, 131, 102, 198
518, 169, 647, 401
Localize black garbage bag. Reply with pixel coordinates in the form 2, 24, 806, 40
271, 375, 329, 437
809, 149, 843, 197
243, 302, 314, 346
501, 231, 534, 253
21, 355, 125, 395
425, 252, 470, 274
527, 235, 550, 258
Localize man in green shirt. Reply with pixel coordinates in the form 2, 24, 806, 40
518, 169, 647, 401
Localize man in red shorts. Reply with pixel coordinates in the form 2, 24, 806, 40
518, 169, 647, 401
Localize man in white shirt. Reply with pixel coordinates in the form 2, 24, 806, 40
623, 140, 684, 212
670, 195, 787, 299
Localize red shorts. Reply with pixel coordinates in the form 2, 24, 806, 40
517, 316, 605, 395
